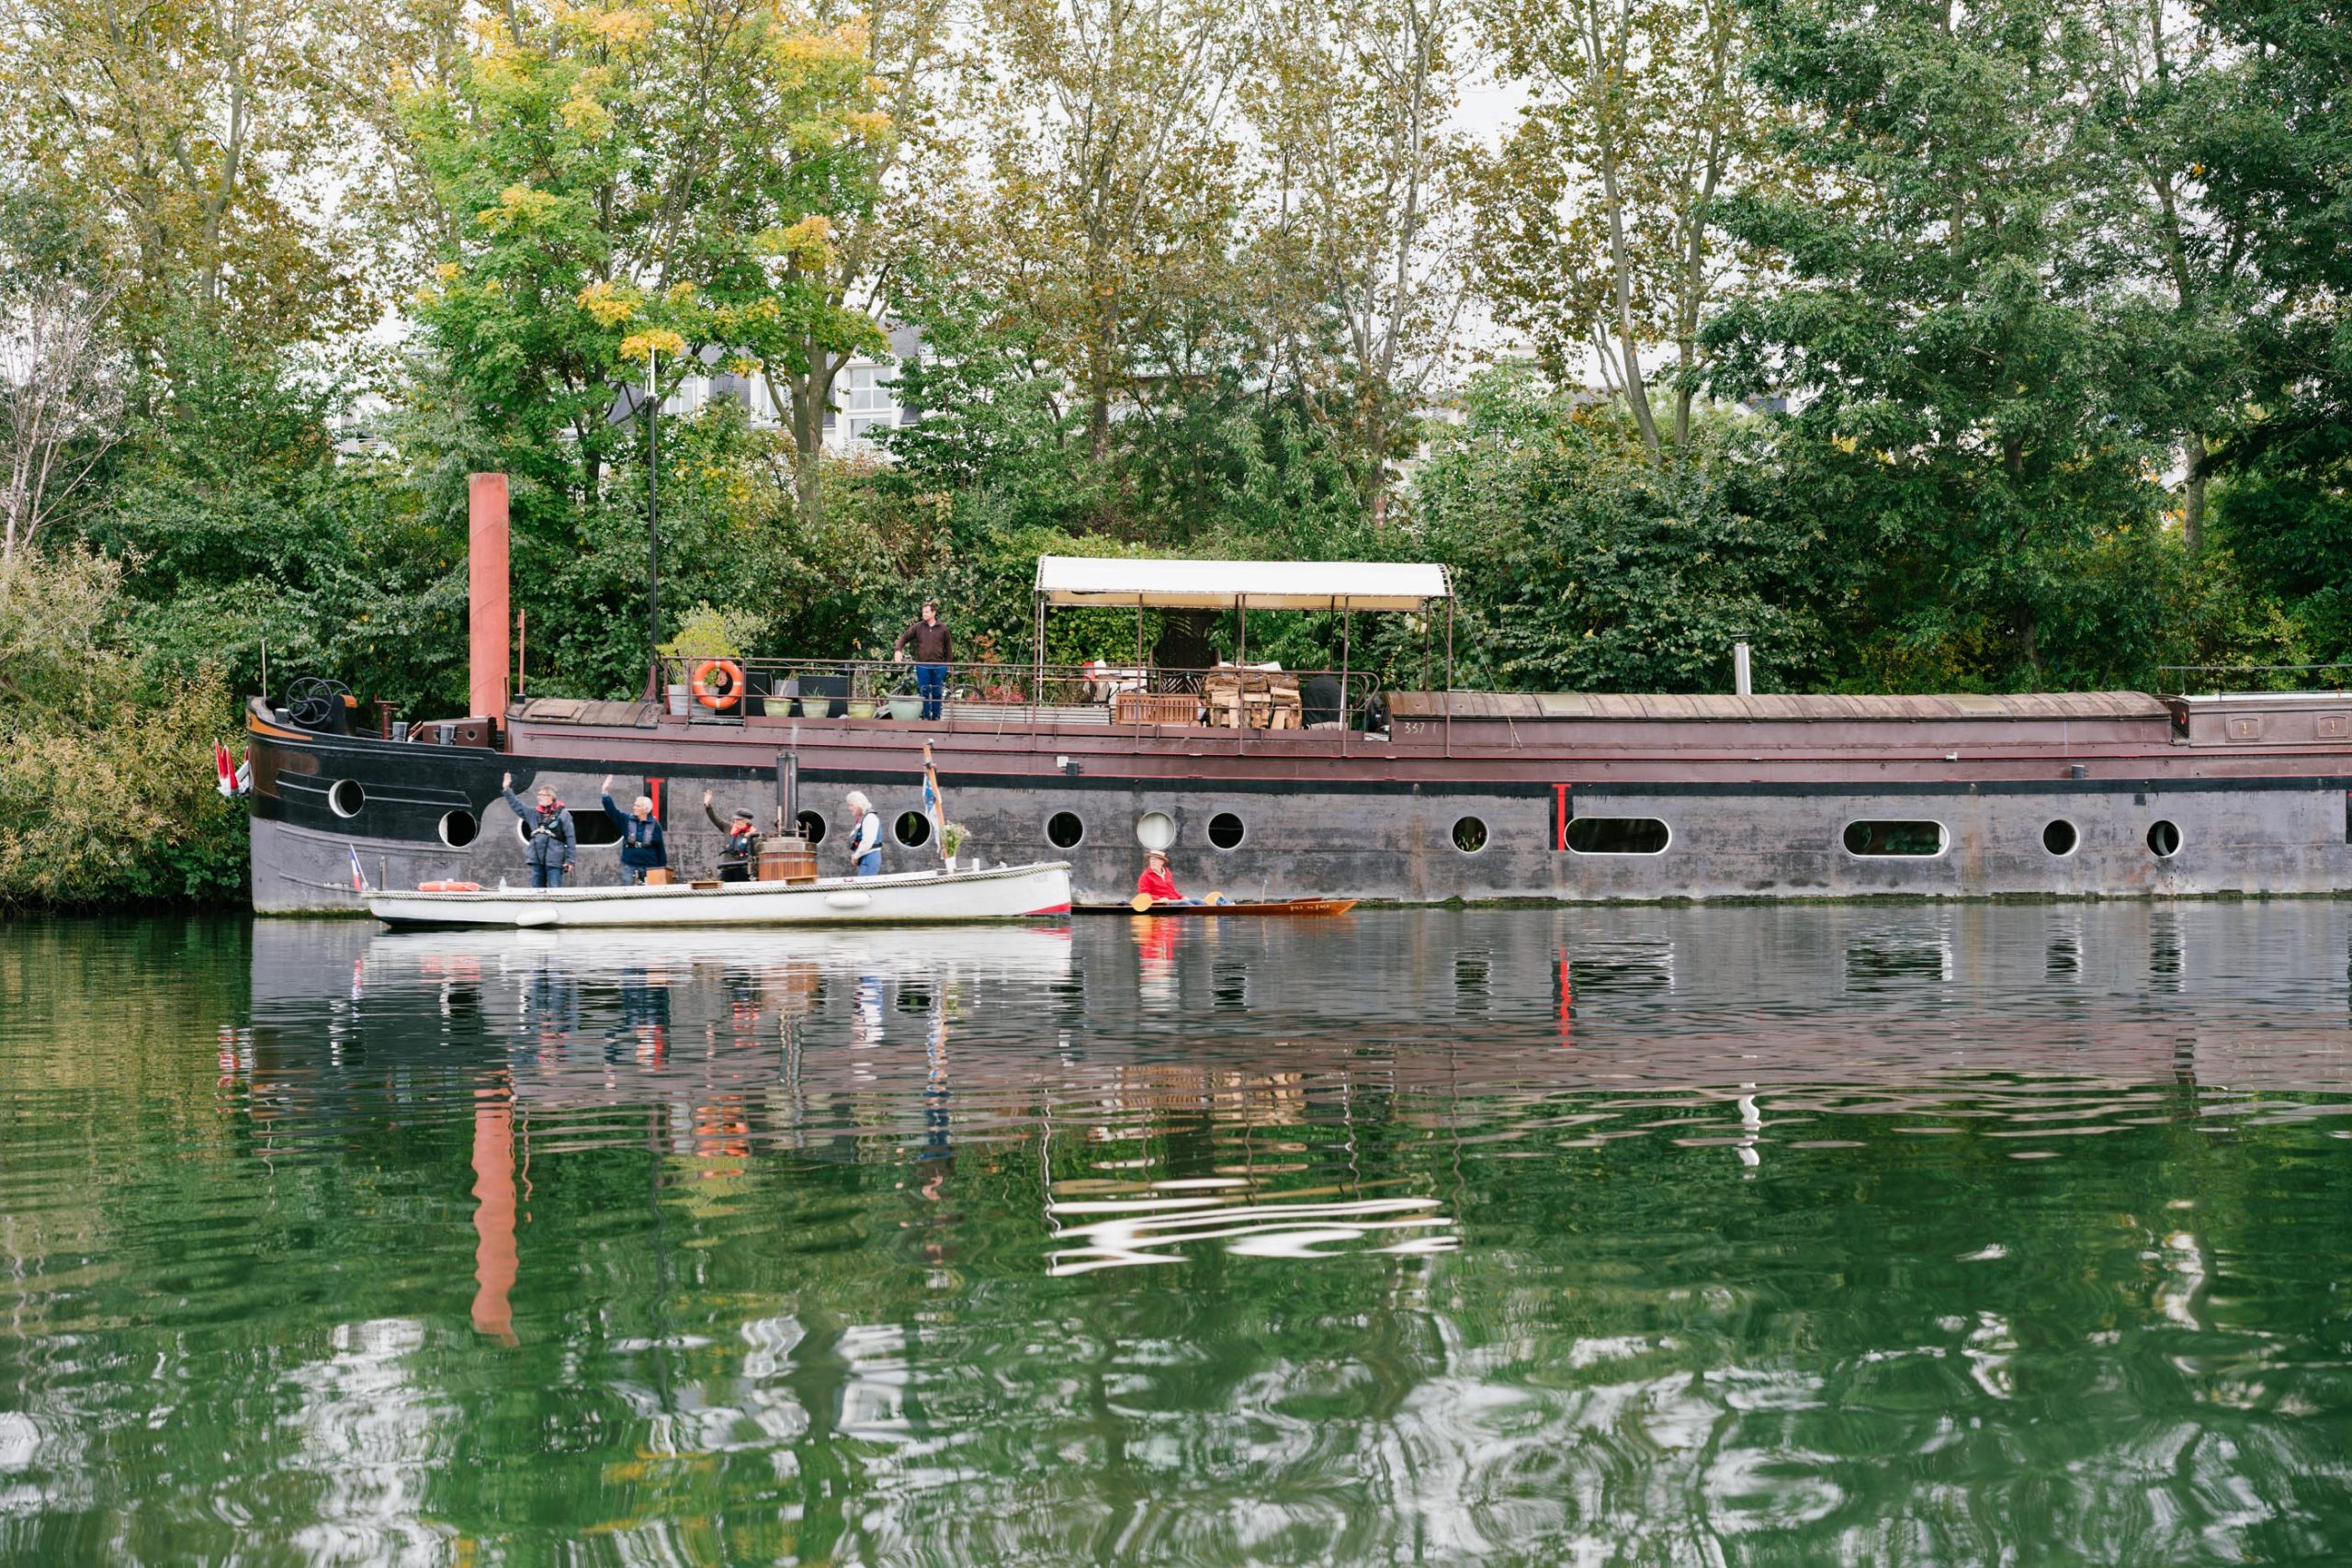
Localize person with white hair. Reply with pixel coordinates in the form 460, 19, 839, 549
600, 775, 668, 885
844, 790, 885, 876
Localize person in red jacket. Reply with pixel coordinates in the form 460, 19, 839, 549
1136, 848, 1197, 905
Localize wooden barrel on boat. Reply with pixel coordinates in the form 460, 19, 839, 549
756, 835, 819, 884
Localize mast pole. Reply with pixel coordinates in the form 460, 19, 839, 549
1340, 601, 1350, 758
647, 345, 662, 701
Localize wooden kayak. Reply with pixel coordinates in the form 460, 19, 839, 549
1109, 896, 1359, 917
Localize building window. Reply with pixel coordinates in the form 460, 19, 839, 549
2042, 819, 2078, 856
1136, 811, 1175, 851
1565, 817, 1669, 854
1046, 811, 1084, 849
797, 810, 828, 844
1842, 820, 1946, 856
439, 808, 478, 848
1208, 812, 1245, 849
329, 780, 365, 818
2147, 819, 2181, 857
895, 810, 932, 848
1453, 816, 1487, 853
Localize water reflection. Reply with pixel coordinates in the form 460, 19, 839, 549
3, 903, 2352, 1562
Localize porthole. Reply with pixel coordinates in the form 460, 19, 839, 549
1842, 820, 1946, 857
2147, 819, 2181, 858
1208, 812, 1245, 850
2042, 819, 2078, 856
895, 810, 932, 848
1565, 817, 1669, 855
1046, 811, 1084, 849
797, 809, 827, 844
438, 808, 478, 848
1453, 816, 1487, 853
1136, 811, 1175, 852
329, 779, 365, 818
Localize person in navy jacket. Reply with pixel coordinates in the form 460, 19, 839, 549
601, 776, 668, 885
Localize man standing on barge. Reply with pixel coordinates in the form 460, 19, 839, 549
602, 776, 667, 885
502, 773, 576, 888
893, 599, 952, 721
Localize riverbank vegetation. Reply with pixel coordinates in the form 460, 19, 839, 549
1, 0, 2347, 905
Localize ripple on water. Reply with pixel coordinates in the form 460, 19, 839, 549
0, 905, 2348, 1562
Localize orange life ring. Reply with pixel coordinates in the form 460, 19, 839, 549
419, 880, 481, 892
692, 659, 744, 710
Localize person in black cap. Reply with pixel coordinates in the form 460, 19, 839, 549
702, 790, 759, 882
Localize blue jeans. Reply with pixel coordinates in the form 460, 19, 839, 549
530, 863, 566, 888
854, 850, 883, 877
915, 663, 946, 720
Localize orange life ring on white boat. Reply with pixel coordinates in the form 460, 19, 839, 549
692, 659, 744, 710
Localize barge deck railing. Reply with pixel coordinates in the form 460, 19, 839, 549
2158, 662, 2352, 697
650, 656, 1426, 754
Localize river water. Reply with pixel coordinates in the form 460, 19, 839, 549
3, 904, 2351, 1564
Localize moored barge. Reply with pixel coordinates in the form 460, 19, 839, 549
241, 497, 2352, 911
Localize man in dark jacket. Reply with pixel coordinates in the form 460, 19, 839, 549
703, 790, 760, 881
601, 776, 668, 884
893, 600, 953, 720
502, 773, 577, 888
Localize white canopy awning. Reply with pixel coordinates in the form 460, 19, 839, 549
1034, 556, 1451, 613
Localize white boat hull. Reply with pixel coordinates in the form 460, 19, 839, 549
365, 861, 1073, 929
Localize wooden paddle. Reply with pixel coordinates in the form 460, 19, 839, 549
1130, 891, 1231, 911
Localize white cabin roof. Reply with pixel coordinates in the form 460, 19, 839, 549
1034, 556, 1450, 612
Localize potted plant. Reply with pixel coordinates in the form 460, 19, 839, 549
940, 820, 968, 871
845, 665, 878, 720
657, 604, 767, 716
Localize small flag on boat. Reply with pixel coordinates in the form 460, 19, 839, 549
211, 740, 251, 798
922, 744, 947, 863
349, 847, 368, 895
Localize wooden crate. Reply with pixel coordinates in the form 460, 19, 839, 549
1114, 691, 1203, 726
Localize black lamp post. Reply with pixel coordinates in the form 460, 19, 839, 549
646, 344, 662, 699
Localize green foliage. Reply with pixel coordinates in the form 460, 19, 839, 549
0, 551, 246, 908
658, 603, 767, 661
1413, 367, 1829, 693
1707, 0, 2168, 686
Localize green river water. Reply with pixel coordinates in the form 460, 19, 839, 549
3, 904, 2351, 1565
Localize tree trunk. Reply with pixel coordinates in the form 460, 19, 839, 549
2182, 432, 2207, 556
768, 353, 843, 527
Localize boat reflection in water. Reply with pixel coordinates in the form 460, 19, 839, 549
188, 904, 2352, 1562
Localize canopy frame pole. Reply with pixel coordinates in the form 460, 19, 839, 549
1033, 592, 1045, 710
1236, 595, 1248, 755
1339, 600, 1350, 758
1444, 596, 1455, 758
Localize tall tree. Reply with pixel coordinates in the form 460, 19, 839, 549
0, 0, 366, 349
396, 0, 891, 511
2081, 0, 2261, 555
0, 189, 124, 561
760, 0, 958, 527
1708, 0, 2162, 683
2191, 0, 2352, 592
976, 0, 1255, 468
1474, 0, 1772, 453
1249, 0, 1473, 513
